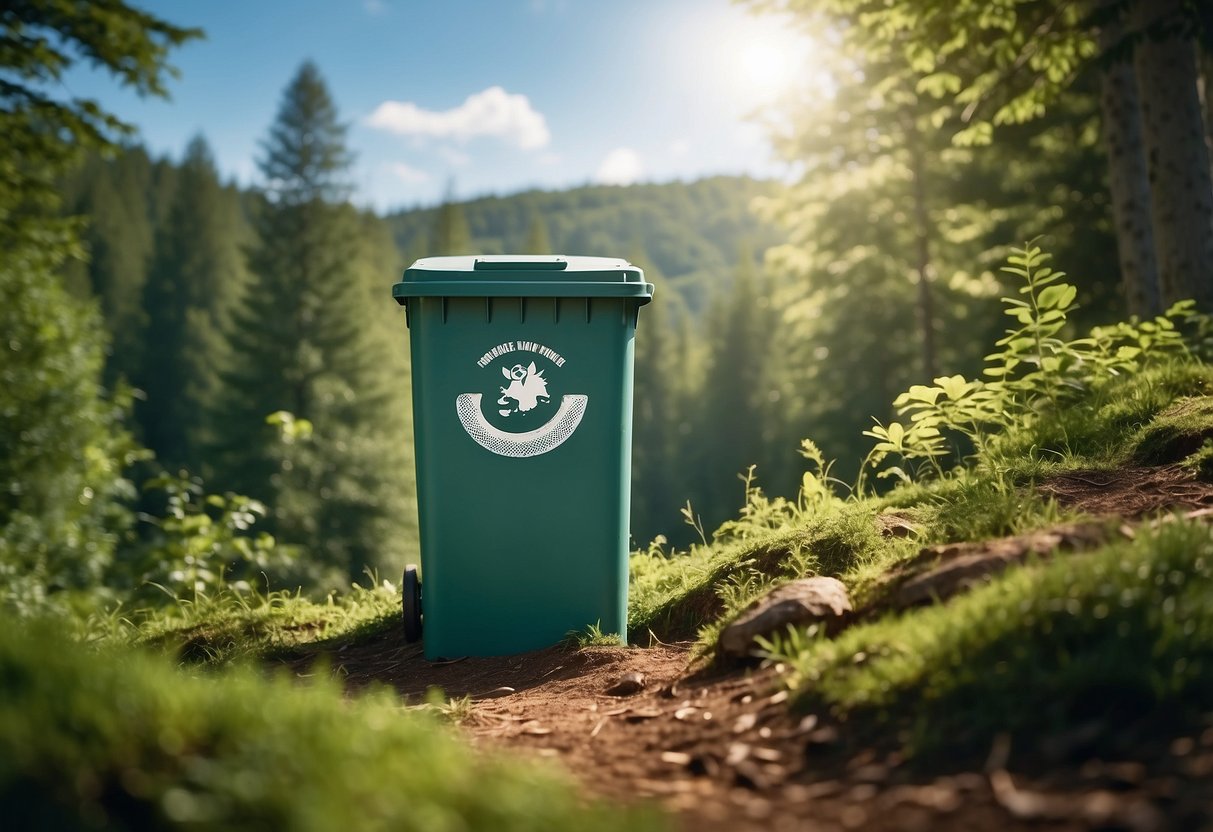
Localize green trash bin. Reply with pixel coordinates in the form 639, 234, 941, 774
393, 255, 653, 658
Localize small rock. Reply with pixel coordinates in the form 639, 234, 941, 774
604, 671, 645, 697
719, 577, 852, 658
660, 751, 692, 766
875, 512, 919, 538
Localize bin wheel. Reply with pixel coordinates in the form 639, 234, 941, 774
402, 564, 422, 643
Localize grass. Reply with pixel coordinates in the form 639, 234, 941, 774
987, 361, 1213, 476
1131, 396, 1213, 466
565, 622, 626, 648
761, 518, 1213, 761
91, 581, 402, 665
0, 621, 666, 832
628, 502, 897, 651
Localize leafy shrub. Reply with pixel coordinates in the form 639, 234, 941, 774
0, 261, 142, 617
128, 471, 297, 600
861, 242, 1196, 485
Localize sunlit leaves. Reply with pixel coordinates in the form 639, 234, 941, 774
861, 241, 1199, 485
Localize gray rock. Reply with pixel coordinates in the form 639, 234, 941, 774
604, 671, 646, 696
719, 577, 852, 658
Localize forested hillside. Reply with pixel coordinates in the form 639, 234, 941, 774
385, 177, 783, 313
58, 143, 785, 554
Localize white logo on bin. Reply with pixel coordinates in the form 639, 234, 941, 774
457, 341, 587, 458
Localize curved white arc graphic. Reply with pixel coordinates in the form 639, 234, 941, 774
456, 393, 588, 458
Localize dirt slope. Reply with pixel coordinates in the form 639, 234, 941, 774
279, 632, 1210, 831
275, 465, 1213, 831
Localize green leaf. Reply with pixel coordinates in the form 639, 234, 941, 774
1036, 283, 1076, 310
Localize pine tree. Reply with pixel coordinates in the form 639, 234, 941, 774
65, 147, 156, 383
139, 135, 247, 474
214, 62, 412, 582
630, 268, 693, 545
691, 250, 781, 530
523, 210, 553, 253
430, 180, 472, 255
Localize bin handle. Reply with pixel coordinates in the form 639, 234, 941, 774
473, 257, 568, 271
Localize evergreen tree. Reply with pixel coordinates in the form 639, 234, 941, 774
213, 62, 410, 582
523, 211, 553, 253
629, 248, 684, 544
61, 147, 157, 382
139, 135, 247, 474
430, 181, 472, 255
690, 250, 782, 530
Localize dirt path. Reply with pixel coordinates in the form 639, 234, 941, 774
279, 628, 1213, 831
267, 464, 1213, 829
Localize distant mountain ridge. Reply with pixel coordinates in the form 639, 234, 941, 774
383, 176, 783, 313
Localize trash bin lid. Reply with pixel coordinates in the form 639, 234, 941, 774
393, 255, 653, 304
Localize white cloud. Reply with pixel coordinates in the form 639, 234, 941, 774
388, 162, 430, 184
595, 147, 643, 186
367, 87, 550, 150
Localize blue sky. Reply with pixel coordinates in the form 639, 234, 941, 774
64, 0, 814, 211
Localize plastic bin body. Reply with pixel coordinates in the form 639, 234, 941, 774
394, 256, 652, 658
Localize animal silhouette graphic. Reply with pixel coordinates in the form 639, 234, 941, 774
497, 362, 550, 416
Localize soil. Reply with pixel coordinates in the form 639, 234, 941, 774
272, 464, 1213, 831
1039, 464, 1213, 518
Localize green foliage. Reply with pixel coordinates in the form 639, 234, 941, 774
59, 148, 159, 382
138, 136, 249, 473
130, 472, 295, 601
865, 243, 1194, 484
565, 622, 624, 648
0, 621, 667, 831
430, 192, 472, 255
0, 0, 200, 261
0, 260, 141, 616
761, 519, 1213, 759
386, 177, 781, 314
212, 63, 416, 583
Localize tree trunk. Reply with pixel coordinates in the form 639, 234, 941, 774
906, 124, 938, 382
1200, 46, 1213, 165
1097, 0, 1161, 317
1132, 0, 1213, 309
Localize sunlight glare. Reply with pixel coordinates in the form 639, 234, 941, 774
723, 18, 827, 108
740, 42, 795, 95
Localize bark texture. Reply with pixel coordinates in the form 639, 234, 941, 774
1133, 0, 1213, 309
1098, 0, 1161, 316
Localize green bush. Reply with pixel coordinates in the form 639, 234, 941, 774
0, 260, 141, 616
0, 622, 667, 831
